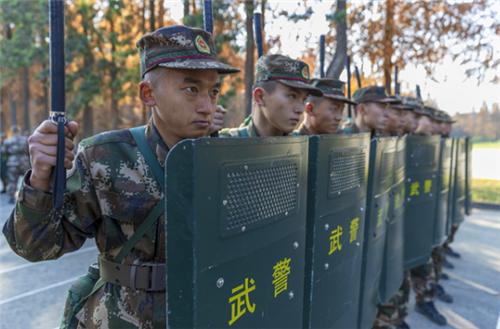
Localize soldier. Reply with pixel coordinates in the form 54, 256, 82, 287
219, 54, 322, 137
350, 86, 400, 136
3, 25, 239, 329
295, 78, 355, 135
373, 96, 419, 329
3, 125, 30, 203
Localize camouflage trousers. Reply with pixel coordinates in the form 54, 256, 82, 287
410, 259, 436, 303
373, 271, 411, 329
432, 246, 445, 280
444, 224, 459, 247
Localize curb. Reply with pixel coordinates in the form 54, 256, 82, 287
472, 202, 500, 210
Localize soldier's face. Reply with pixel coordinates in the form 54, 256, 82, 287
385, 107, 401, 134
362, 102, 389, 132
441, 122, 452, 136
309, 98, 345, 134
146, 68, 220, 146
402, 111, 417, 133
260, 83, 308, 134
415, 116, 433, 135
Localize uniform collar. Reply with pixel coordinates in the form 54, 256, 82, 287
145, 119, 169, 167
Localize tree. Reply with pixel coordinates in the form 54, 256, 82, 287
349, 0, 500, 88
325, 0, 346, 79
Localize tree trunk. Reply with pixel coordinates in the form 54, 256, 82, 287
383, 0, 395, 93
82, 103, 93, 138
22, 66, 31, 132
244, 0, 255, 116
149, 0, 155, 31
326, 0, 347, 79
141, 0, 147, 33
158, 0, 165, 27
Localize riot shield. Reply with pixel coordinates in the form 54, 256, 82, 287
358, 137, 398, 329
433, 138, 453, 246
445, 139, 457, 236
452, 138, 467, 225
303, 133, 370, 329
465, 137, 472, 215
403, 135, 441, 269
166, 137, 309, 329
379, 136, 406, 303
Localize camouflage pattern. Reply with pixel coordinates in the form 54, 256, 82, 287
431, 246, 445, 280
1, 136, 8, 192
373, 272, 411, 329
255, 54, 322, 96
352, 86, 400, 104
394, 96, 423, 112
410, 261, 436, 303
3, 133, 30, 201
3, 120, 167, 328
310, 78, 356, 104
137, 25, 239, 77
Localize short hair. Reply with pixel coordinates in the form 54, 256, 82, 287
306, 95, 324, 105
143, 68, 164, 86
253, 80, 278, 93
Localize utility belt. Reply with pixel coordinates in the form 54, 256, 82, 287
99, 256, 166, 292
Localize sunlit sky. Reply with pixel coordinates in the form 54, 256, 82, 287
166, 1, 499, 115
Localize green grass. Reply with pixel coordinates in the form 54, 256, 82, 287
472, 179, 500, 204
472, 140, 500, 149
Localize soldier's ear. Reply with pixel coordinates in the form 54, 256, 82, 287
305, 102, 314, 113
140, 81, 156, 107
253, 87, 265, 106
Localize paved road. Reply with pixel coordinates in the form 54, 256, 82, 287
407, 208, 500, 329
0, 193, 98, 329
1, 191, 499, 329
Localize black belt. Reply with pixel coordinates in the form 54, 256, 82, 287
99, 256, 166, 292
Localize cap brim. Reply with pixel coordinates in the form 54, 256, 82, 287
393, 104, 414, 111
323, 93, 357, 105
278, 80, 323, 96
158, 59, 240, 74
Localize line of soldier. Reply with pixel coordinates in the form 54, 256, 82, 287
2, 24, 463, 328
0, 126, 30, 203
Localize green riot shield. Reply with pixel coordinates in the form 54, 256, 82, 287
379, 136, 406, 303
452, 138, 467, 225
445, 139, 458, 236
303, 133, 370, 329
404, 135, 441, 269
465, 137, 472, 215
166, 137, 309, 329
358, 137, 398, 329
433, 138, 453, 246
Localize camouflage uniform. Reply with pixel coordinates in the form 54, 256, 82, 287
3, 25, 239, 329
220, 54, 321, 138
3, 132, 30, 202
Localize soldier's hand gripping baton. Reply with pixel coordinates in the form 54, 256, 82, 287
346, 56, 352, 118
355, 65, 362, 89
49, 0, 66, 210
203, 0, 213, 34
254, 12, 264, 58
319, 34, 325, 78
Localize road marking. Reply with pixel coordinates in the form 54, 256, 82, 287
440, 307, 480, 329
0, 275, 81, 306
0, 246, 97, 275
447, 272, 500, 296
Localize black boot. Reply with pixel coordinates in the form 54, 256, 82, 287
397, 321, 410, 329
415, 301, 447, 326
442, 257, 454, 269
433, 283, 453, 303
440, 272, 449, 280
445, 247, 461, 258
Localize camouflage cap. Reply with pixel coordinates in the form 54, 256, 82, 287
310, 78, 356, 105
255, 54, 322, 96
137, 25, 240, 77
424, 105, 442, 121
352, 86, 400, 104
394, 96, 424, 111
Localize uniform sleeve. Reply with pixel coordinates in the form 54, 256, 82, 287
2, 146, 101, 262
